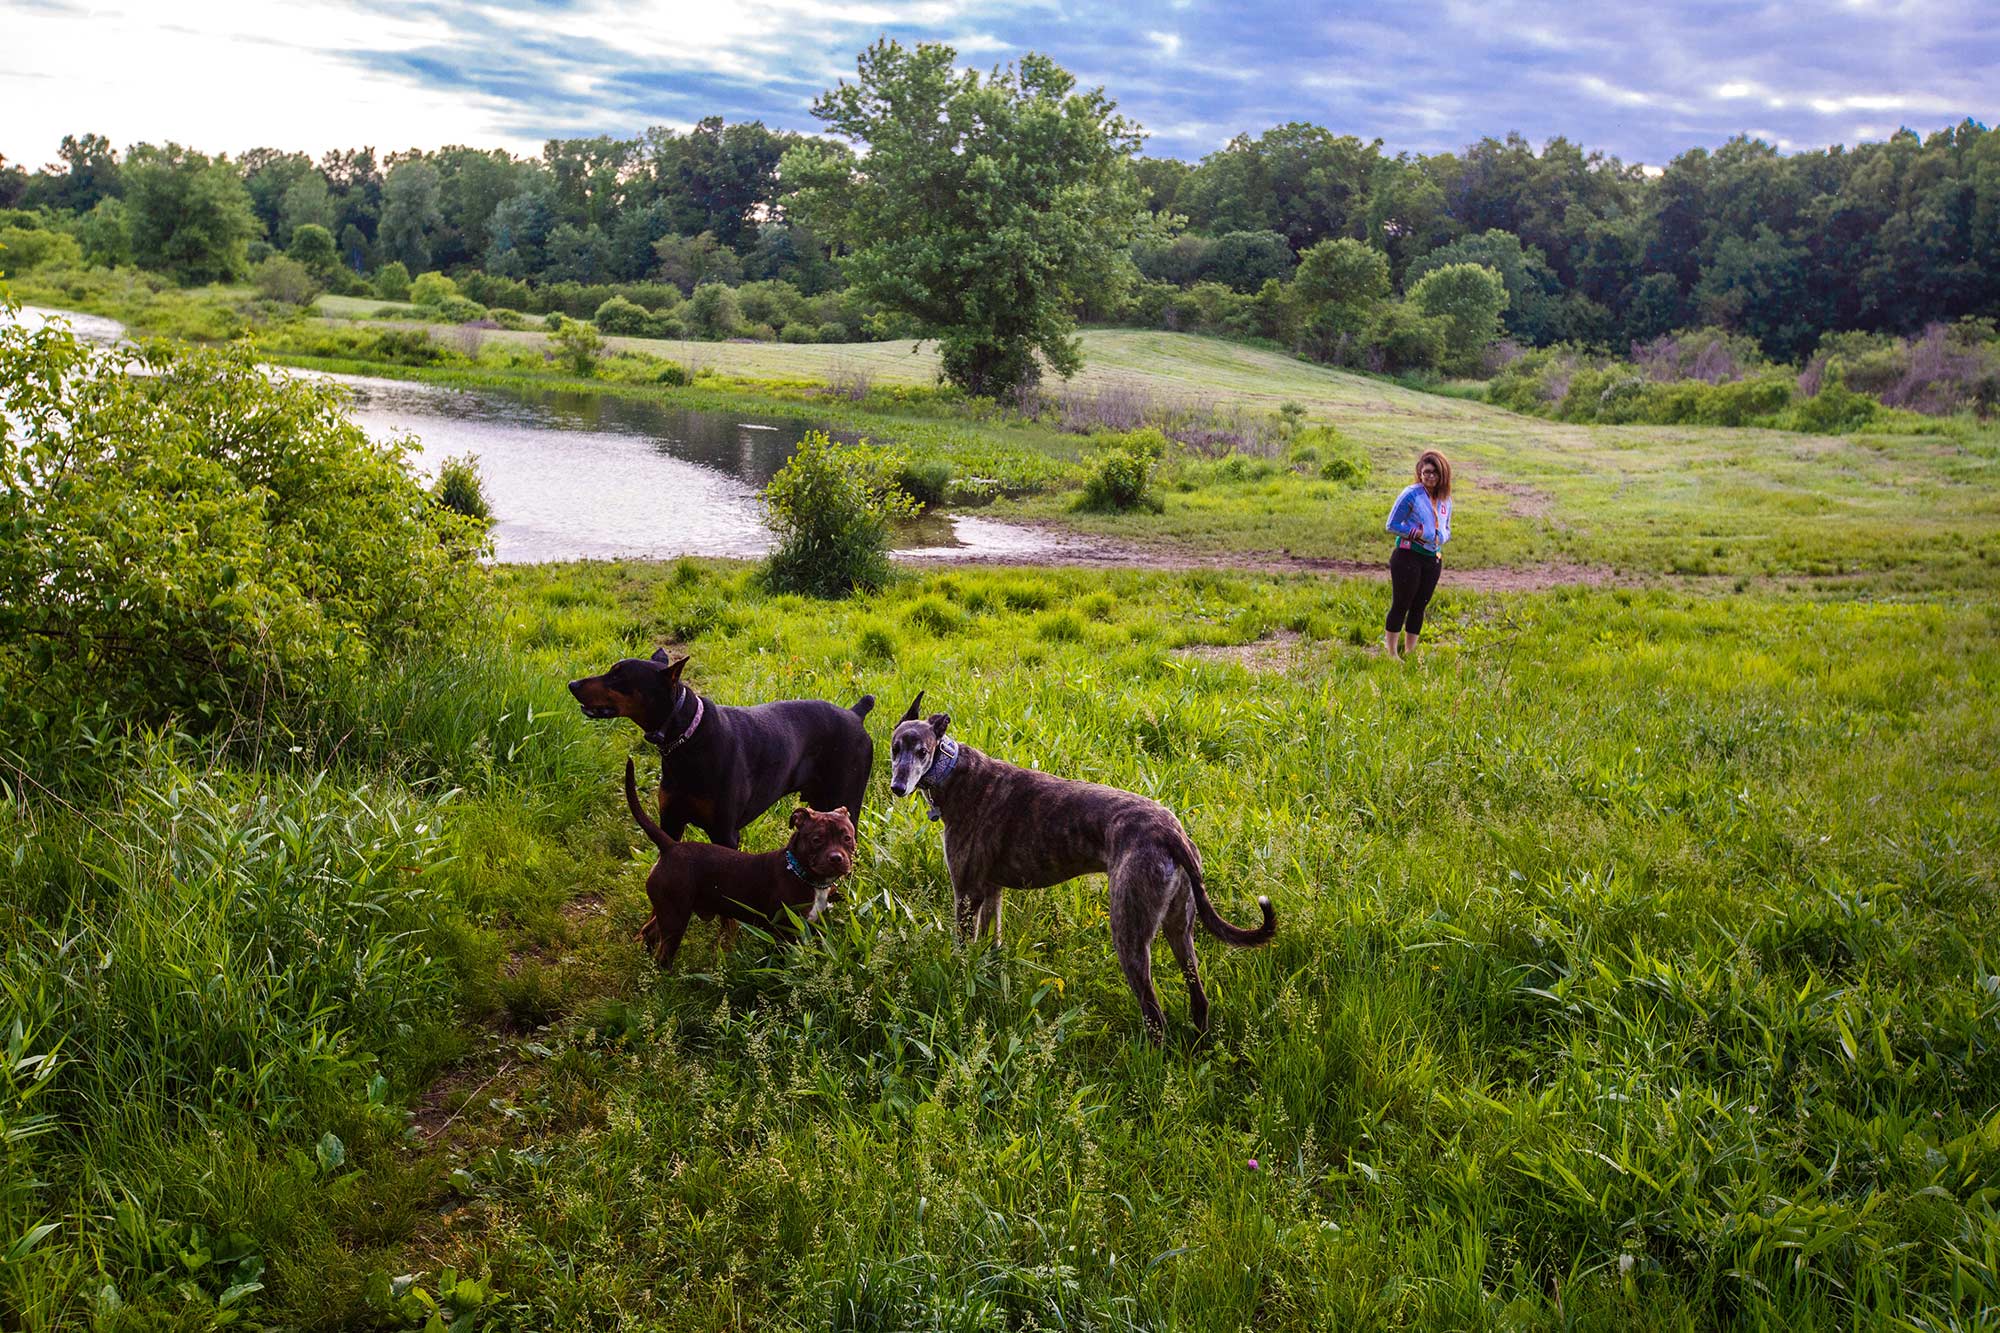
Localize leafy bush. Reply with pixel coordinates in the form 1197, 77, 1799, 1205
0, 225, 82, 274
551, 319, 604, 376
487, 307, 530, 330
685, 282, 743, 340
1074, 428, 1167, 514
644, 309, 686, 339
252, 254, 317, 306
1365, 302, 1450, 374
0, 307, 486, 735
1789, 370, 1879, 434
409, 271, 457, 308
654, 360, 690, 386
372, 260, 412, 300
593, 295, 649, 335
761, 432, 916, 598
431, 294, 487, 323
431, 453, 494, 526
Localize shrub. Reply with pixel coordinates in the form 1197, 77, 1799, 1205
486, 307, 530, 330
643, 310, 686, 339
372, 259, 412, 300
0, 313, 485, 734
1076, 444, 1163, 514
1071, 426, 1169, 514
409, 271, 457, 308
685, 282, 743, 340
816, 321, 848, 344
431, 453, 493, 526
780, 321, 817, 343
1366, 302, 1450, 374
594, 295, 650, 335
551, 319, 604, 376
433, 294, 488, 324
252, 254, 318, 306
0, 225, 82, 273
654, 361, 690, 387
1790, 370, 1878, 434
761, 432, 916, 597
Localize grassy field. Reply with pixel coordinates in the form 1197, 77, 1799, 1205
8, 551, 1997, 1329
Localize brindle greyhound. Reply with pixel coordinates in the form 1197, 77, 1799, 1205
887, 692, 1276, 1041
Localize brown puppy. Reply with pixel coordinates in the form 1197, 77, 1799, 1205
887, 693, 1275, 1041
623, 758, 856, 967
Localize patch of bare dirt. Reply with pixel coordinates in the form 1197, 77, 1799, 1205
1479, 479, 1558, 522
1174, 629, 1306, 671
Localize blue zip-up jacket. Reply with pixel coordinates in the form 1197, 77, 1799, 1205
1385, 484, 1451, 554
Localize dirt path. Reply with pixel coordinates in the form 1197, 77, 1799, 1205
895, 518, 1616, 591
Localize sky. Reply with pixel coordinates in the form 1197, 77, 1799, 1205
2, 0, 1993, 171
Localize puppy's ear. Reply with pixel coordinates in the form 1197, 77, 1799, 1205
665, 654, 689, 683
833, 806, 851, 822
650, 646, 673, 663
900, 690, 925, 723
789, 806, 807, 828
928, 713, 951, 738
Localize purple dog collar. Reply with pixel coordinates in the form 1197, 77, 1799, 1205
647, 690, 704, 754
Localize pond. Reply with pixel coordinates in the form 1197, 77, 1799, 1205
8, 306, 1063, 564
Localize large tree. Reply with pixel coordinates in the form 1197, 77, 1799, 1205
122, 143, 258, 284
783, 41, 1145, 397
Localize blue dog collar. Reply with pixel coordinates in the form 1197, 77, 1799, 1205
918, 737, 959, 821
785, 847, 843, 892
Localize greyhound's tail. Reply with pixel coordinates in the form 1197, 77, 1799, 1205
624, 757, 676, 855
1169, 834, 1275, 947
851, 694, 877, 719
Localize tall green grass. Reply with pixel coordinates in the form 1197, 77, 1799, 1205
0, 644, 620, 1329
408, 562, 2000, 1331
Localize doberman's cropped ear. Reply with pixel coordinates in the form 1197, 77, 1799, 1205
650, 646, 673, 663
900, 691, 925, 723
789, 806, 808, 828
928, 713, 951, 739
664, 654, 689, 683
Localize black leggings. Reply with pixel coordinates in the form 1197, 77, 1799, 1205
1386, 546, 1442, 635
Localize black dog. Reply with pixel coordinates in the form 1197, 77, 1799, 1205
569, 649, 875, 848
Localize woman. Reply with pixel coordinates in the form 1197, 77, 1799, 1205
1383, 450, 1451, 659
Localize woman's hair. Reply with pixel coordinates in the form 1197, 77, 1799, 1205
1415, 449, 1452, 501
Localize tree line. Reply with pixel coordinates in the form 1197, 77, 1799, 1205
2, 86, 1994, 369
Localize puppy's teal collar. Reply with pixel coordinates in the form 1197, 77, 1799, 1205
919, 737, 959, 821
785, 847, 843, 892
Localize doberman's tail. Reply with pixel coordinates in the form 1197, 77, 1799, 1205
624, 757, 677, 855
851, 694, 877, 719
1167, 833, 1275, 947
